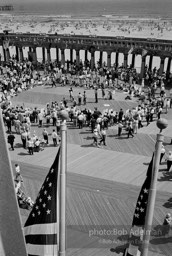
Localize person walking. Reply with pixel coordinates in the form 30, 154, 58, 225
7, 132, 15, 150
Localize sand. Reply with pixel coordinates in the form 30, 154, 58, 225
0, 14, 172, 40
1, 14, 172, 72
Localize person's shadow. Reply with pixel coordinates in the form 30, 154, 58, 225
158, 172, 172, 182
18, 152, 30, 156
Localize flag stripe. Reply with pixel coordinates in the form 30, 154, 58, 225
25, 234, 57, 245
27, 244, 58, 256
24, 147, 61, 255
24, 223, 58, 236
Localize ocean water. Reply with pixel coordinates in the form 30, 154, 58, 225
10, 0, 172, 19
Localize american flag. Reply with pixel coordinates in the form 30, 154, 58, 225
132, 155, 153, 227
24, 147, 61, 256
125, 155, 154, 256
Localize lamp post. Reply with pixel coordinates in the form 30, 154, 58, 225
59, 110, 68, 256
141, 118, 168, 256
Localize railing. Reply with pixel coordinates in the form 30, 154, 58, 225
0, 33, 172, 56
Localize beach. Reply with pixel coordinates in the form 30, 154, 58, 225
1, 14, 172, 71
1, 14, 172, 39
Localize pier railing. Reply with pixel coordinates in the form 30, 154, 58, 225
0, 33, 172, 57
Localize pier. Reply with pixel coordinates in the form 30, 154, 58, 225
1, 32, 172, 79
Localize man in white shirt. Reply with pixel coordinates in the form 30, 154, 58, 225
52, 129, 58, 146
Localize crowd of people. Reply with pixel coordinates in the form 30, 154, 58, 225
0, 54, 172, 211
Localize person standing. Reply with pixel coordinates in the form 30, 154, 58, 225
160, 145, 165, 164
6, 116, 12, 133
78, 112, 84, 129
118, 109, 124, 122
14, 164, 23, 183
27, 138, 34, 155
56, 119, 61, 135
132, 119, 138, 134
32, 107, 38, 123
166, 151, 172, 172
78, 92, 82, 106
92, 129, 100, 147
99, 128, 107, 146
83, 91, 87, 105
38, 111, 44, 127
118, 121, 123, 137
42, 128, 49, 145
95, 88, 98, 103
157, 106, 162, 119
21, 130, 27, 149
90, 116, 96, 133
52, 129, 58, 146
7, 132, 15, 150
127, 121, 134, 138
146, 111, 150, 126
150, 108, 154, 122
138, 114, 143, 129
162, 213, 172, 237
166, 98, 170, 114
69, 87, 74, 101
101, 84, 105, 99
52, 110, 57, 126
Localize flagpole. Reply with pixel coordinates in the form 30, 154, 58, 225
141, 119, 167, 256
59, 110, 68, 256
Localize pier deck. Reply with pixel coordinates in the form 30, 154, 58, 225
9, 84, 172, 256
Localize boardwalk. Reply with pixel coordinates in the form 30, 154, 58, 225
9, 84, 172, 256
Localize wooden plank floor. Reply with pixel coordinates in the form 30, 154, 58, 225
15, 162, 172, 256
8, 84, 172, 256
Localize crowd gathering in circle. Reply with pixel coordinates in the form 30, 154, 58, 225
0, 54, 172, 210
